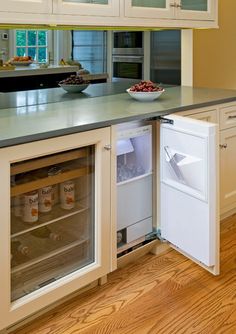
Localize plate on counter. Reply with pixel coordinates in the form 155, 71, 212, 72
10, 60, 34, 66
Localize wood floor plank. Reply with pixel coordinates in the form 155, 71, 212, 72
12, 217, 236, 334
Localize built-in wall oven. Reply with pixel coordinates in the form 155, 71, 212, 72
112, 31, 143, 80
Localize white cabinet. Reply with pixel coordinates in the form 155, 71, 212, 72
176, 0, 216, 21
220, 128, 236, 214
218, 103, 236, 215
0, 0, 217, 27
124, 0, 174, 19
0, 0, 52, 14
124, 0, 216, 22
53, 0, 120, 17
0, 127, 111, 331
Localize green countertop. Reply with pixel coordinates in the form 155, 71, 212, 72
0, 84, 236, 148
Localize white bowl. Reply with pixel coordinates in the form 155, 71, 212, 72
59, 83, 89, 93
126, 88, 164, 102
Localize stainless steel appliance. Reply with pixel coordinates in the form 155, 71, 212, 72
112, 31, 143, 80
150, 30, 181, 85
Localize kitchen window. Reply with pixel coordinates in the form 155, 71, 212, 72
14, 30, 48, 63
72, 30, 107, 73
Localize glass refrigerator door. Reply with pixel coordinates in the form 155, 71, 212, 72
10, 146, 95, 301
160, 115, 219, 275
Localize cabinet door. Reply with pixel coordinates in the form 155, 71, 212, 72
54, 0, 119, 17
0, 0, 52, 13
220, 128, 236, 214
0, 128, 111, 330
124, 0, 174, 19
187, 109, 218, 123
176, 0, 216, 21
160, 114, 219, 275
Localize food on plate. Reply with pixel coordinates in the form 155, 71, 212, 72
59, 74, 90, 85
11, 56, 32, 62
129, 80, 163, 92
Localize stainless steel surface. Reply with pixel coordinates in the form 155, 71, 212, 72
112, 31, 144, 80
112, 48, 143, 56
150, 30, 181, 85
112, 55, 143, 63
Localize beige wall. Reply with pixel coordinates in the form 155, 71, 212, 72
193, 0, 236, 89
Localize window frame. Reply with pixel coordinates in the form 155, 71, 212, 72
10, 30, 52, 63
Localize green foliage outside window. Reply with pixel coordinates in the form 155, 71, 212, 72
15, 30, 48, 63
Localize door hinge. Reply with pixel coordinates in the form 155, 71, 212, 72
146, 229, 167, 243
158, 116, 174, 125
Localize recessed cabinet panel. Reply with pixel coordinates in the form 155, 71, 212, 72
125, 0, 174, 19
181, 0, 208, 11
54, 0, 119, 16
177, 0, 215, 20
220, 128, 236, 213
160, 115, 219, 273
0, 0, 52, 13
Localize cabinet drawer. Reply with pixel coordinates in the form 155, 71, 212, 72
219, 104, 236, 130
178, 108, 218, 123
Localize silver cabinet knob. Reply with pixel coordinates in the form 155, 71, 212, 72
104, 144, 112, 150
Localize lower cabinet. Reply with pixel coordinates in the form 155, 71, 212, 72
0, 127, 111, 331
220, 127, 236, 214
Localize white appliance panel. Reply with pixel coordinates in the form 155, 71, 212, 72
160, 115, 218, 268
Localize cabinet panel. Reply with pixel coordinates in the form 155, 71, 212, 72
177, 0, 216, 20
54, 0, 120, 17
0, 0, 52, 14
124, 0, 174, 19
187, 109, 218, 123
0, 128, 111, 331
220, 128, 236, 212
219, 103, 236, 130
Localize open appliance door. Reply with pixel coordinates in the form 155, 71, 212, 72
160, 114, 219, 275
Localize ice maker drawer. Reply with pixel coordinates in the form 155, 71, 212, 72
117, 174, 152, 231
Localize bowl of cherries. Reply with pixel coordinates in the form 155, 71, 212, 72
127, 80, 164, 102
59, 75, 90, 93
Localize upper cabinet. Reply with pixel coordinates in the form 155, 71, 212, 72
0, 0, 52, 14
0, 0, 218, 28
124, 0, 174, 19
124, 0, 216, 22
53, 0, 120, 17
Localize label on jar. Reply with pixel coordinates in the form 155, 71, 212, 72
22, 192, 38, 223
60, 181, 75, 210
38, 186, 52, 213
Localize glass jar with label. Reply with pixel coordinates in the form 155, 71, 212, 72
22, 191, 39, 223
60, 180, 75, 210
38, 185, 52, 213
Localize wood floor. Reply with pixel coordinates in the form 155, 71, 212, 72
12, 215, 236, 334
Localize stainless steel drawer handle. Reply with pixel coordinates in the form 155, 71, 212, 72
228, 115, 236, 119
219, 144, 228, 149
